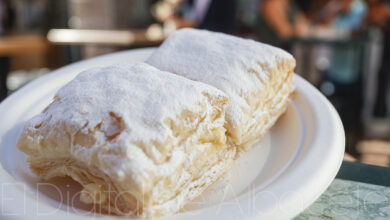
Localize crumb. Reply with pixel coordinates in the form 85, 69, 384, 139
317, 212, 333, 219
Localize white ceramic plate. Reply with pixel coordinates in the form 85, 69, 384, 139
0, 48, 345, 220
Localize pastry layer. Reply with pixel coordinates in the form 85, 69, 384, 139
147, 28, 296, 149
17, 62, 235, 217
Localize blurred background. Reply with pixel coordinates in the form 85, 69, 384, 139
0, 0, 389, 166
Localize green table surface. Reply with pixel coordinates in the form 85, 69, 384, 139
295, 161, 390, 220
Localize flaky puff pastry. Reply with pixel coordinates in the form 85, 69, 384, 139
147, 28, 296, 149
17, 63, 235, 217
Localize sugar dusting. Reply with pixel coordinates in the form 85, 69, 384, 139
147, 28, 294, 127
25, 62, 228, 185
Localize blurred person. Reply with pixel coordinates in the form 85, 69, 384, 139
294, 0, 367, 153
170, 0, 237, 33
320, 1, 367, 150
25, 0, 46, 30
366, 0, 390, 29
332, 0, 367, 29
256, 0, 309, 48
324, 0, 367, 85
0, 0, 13, 35
368, 0, 390, 117
310, 0, 358, 25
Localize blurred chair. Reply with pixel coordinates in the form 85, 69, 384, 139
0, 34, 49, 100
256, 0, 309, 49
67, 0, 153, 59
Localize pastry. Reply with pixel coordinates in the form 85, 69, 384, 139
147, 28, 296, 149
16, 62, 235, 217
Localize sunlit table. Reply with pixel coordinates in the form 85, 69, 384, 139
296, 161, 390, 219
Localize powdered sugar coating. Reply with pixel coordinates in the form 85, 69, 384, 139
25, 62, 228, 184
147, 28, 295, 127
